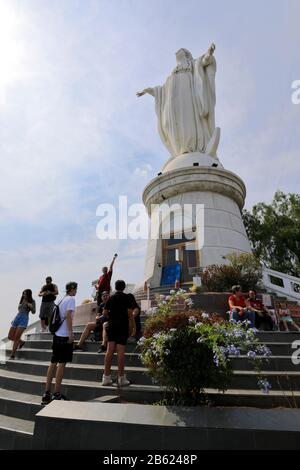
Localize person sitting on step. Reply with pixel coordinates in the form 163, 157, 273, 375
246, 290, 274, 331
75, 292, 110, 351
278, 303, 300, 332
228, 285, 256, 328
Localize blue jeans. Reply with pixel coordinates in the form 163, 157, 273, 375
231, 309, 255, 328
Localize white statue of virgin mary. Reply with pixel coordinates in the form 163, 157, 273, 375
137, 44, 220, 159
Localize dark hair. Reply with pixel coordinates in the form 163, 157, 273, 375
66, 281, 78, 293
46, 276, 52, 282
115, 280, 126, 291
232, 285, 241, 294
249, 289, 257, 295
20, 289, 33, 304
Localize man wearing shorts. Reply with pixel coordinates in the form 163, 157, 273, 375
38, 276, 59, 331
41, 281, 77, 405
101, 280, 134, 386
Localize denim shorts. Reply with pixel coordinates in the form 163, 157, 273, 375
11, 313, 29, 329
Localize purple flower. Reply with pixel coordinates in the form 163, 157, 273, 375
247, 350, 256, 359
228, 345, 241, 356
258, 378, 272, 394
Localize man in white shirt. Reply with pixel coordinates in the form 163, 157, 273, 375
41, 281, 77, 405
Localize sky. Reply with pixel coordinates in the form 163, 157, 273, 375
0, 0, 299, 336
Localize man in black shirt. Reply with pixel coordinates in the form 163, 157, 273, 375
38, 276, 59, 331
101, 280, 134, 386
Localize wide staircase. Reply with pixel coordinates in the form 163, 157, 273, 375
1, 313, 300, 449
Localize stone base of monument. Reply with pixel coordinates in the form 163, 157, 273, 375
142, 165, 252, 288
32, 401, 300, 450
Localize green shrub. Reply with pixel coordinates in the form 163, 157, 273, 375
200, 252, 263, 292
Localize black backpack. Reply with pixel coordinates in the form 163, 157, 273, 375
49, 297, 65, 335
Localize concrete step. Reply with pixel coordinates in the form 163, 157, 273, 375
5, 348, 142, 367
25, 331, 145, 342
0, 368, 157, 401
231, 356, 299, 372
0, 413, 34, 449
262, 342, 295, 356
208, 388, 300, 408
4, 345, 297, 372
256, 332, 300, 343
23, 339, 140, 353
0, 367, 299, 411
0, 359, 151, 385
0, 387, 42, 420
2, 358, 300, 391
25, 330, 300, 345
230, 370, 300, 391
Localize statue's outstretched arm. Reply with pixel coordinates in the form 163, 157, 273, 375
202, 43, 215, 67
136, 87, 155, 98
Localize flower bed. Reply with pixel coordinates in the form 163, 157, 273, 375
139, 290, 271, 406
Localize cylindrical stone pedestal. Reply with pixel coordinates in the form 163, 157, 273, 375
142, 164, 252, 288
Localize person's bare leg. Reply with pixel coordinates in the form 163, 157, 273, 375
104, 342, 116, 376
8, 327, 16, 341
11, 328, 25, 356
54, 363, 66, 393
41, 319, 46, 331
77, 323, 95, 347
101, 322, 108, 347
45, 363, 57, 392
116, 344, 126, 377
291, 321, 300, 332
282, 320, 289, 331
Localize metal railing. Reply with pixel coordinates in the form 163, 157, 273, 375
262, 267, 300, 303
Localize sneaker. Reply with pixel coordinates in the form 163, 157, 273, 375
74, 344, 84, 351
41, 391, 52, 405
101, 374, 113, 386
52, 392, 69, 401
9, 354, 15, 360
117, 376, 131, 387
98, 345, 107, 353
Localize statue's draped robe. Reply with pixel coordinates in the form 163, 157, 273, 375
153, 55, 216, 157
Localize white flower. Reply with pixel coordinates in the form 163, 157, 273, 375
147, 307, 158, 316
188, 316, 197, 324
170, 290, 176, 295
202, 312, 209, 319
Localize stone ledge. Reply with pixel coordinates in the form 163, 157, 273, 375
143, 167, 247, 211
32, 402, 300, 450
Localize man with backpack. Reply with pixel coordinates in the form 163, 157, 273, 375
41, 281, 78, 405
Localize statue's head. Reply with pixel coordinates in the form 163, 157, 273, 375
175, 48, 193, 66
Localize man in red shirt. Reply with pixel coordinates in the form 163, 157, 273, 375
96, 254, 117, 309
246, 290, 274, 331
228, 285, 255, 328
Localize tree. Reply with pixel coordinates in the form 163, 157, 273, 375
242, 191, 300, 277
